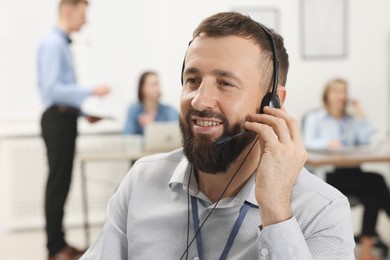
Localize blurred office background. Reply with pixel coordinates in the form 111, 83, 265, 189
1, 0, 390, 259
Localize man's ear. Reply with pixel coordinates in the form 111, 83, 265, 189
277, 86, 287, 106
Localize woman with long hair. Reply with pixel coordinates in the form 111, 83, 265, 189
123, 71, 178, 135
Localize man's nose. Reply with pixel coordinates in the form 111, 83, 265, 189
191, 80, 217, 111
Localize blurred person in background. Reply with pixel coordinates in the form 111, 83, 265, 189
37, 0, 110, 259
123, 71, 178, 135
303, 78, 390, 260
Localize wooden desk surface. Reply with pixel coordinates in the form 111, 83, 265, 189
306, 148, 390, 167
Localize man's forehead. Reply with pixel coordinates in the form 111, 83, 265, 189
188, 34, 260, 52
184, 35, 263, 73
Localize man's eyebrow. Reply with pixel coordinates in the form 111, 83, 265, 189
183, 67, 200, 75
183, 67, 243, 84
212, 69, 243, 84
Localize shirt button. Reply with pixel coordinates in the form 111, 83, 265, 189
261, 248, 269, 256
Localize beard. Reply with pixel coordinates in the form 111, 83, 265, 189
179, 108, 256, 174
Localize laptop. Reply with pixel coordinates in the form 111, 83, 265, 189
143, 122, 182, 152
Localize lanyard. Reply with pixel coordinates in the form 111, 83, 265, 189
190, 196, 251, 260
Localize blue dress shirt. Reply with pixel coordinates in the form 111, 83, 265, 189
37, 27, 92, 109
303, 108, 375, 150
122, 102, 178, 135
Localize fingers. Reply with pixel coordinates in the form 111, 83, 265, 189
93, 85, 111, 96
245, 106, 301, 144
245, 115, 291, 144
261, 106, 302, 142
245, 120, 279, 146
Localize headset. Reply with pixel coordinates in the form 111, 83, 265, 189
257, 23, 281, 113
180, 22, 280, 115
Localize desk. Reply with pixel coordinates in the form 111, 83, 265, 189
77, 151, 159, 246
305, 148, 390, 193
306, 149, 390, 167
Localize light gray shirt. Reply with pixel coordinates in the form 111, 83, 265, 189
303, 108, 375, 150
81, 149, 355, 260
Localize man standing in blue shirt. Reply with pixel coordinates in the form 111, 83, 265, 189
37, 1, 110, 259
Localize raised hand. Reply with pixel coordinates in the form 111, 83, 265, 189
244, 106, 307, 227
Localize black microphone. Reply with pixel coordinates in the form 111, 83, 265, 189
214, 130, 247, 146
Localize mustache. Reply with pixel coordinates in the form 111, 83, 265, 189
186, 107, 226, 122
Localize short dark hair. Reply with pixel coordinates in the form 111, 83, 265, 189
59, 0, 89, 9
192, 12, 289, 89
137, 71, 157, 102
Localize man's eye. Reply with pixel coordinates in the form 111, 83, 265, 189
219, 81, 233, 87
186, 78, 199, 85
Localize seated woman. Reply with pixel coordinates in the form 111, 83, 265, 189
302, 78, 390, 260
123, 71, 178, 135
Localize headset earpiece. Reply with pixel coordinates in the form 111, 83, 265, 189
260, 93, 280, 114
273, 95, 281, 109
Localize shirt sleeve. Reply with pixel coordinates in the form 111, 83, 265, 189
302, 112, 329, 150
165, 106, 179, 121
156, 104, 179, 122
122, 105, 140, 135
354, 119, 375, 145
257, 196, 355, 259
38, 40, 92, 107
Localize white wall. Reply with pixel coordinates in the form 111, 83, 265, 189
1, 0, 390, 137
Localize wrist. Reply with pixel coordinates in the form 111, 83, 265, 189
258, 203, 292, 227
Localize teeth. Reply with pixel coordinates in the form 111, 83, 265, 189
196, 120, 221, 126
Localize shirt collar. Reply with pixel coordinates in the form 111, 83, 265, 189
168, 156, 258, 208
242, 174, 258, 207
169, 156, 198, 193
55, 27, 72, 44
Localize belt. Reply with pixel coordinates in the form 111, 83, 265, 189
48, 105, 81, 115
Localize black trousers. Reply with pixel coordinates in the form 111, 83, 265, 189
326, 167, 390, 237
41, 108, 78, 256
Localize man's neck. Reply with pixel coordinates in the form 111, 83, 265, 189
57, 20, 72, 35
196, 141, 260, 203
